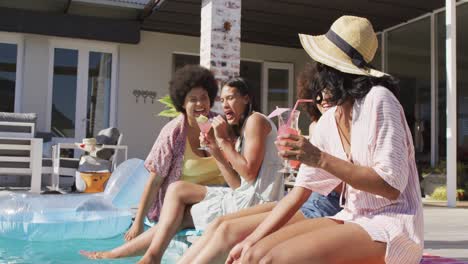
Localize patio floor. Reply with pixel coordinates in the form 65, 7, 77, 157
423, 199, 468, 261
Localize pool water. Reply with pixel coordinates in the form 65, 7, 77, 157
0, 234, 189, 264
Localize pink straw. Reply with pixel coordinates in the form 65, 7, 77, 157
287, 99, 314, 126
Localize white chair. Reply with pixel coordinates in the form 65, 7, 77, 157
47, 130, 127, 192
0, 121, 43, 193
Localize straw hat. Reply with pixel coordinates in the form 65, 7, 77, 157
299, 16, 386, 77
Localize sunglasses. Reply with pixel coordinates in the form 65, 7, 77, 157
313, 89, 332, 105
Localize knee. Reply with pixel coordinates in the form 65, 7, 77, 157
207, 216, 225, 232
259, 250, 290, 264
166, 181, 187, 200
242, 245, 268, 264
215, 221, 240, 247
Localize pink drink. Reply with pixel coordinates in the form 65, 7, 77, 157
198, 121, 212, 133
277, 125, 299, 151
277, 125, 301, 168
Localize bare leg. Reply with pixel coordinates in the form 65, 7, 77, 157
80, 223, 159, 259
178, 202, 277, 264
260, 222, 386, 264
241, 218, 386, 264
136, 181, 207, 264
81, 181, 207, 261
189, 209, 306, 264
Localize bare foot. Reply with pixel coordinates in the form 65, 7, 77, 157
79, 250, 116, 259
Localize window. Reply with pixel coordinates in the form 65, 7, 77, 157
47, 39, 117, 144
0, 34, 22, 112
387, 17, 431, 168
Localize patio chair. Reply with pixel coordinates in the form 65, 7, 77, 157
44, 127, 127, 192
0, 113, 43, 193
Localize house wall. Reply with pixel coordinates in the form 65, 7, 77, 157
21, 34, 52, 132
118, 31, 309, 159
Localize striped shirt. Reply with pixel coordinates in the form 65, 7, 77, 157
296, 86, 424, 264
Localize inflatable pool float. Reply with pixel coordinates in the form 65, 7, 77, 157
0, 159, 149, 241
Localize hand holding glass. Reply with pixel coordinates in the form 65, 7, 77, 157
197, 115, 212, 150
276, 110, 300, 173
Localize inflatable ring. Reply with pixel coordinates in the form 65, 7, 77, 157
0, 159, 149, 241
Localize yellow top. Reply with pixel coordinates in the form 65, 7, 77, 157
181, 139, 225, 185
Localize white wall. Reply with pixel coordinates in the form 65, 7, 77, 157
118, 31, 309, 159
21, 34, 51, 132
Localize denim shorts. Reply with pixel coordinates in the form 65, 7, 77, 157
300, 191, 342, 219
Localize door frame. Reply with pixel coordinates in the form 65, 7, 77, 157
261, 62, 294, 114
0, 31, 24, 113
46, 37, 118, 144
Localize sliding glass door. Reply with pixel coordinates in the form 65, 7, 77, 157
47, 41, 117, 146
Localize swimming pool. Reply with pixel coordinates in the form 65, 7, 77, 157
0, 234, 188, 263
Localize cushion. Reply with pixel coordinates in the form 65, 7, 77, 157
95, 127, 120, 160
0, 112, 37, 123
78, 155, 111, 172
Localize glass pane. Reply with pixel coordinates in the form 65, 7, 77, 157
51, 48, 78, 138
437, 11, 447, 162
370, 34, 382, 70
437, 4, 468, 190
459, 4, 468, 190
240, 61, 262, 112
267, 68, 289, 114
387, 17, 431, 171
87, 52, 112, 138
0, 43, 17, 112
173, 53, 200, 73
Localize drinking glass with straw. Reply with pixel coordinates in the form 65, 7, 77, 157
271, 99, 315, 174
196, 115, 212, 150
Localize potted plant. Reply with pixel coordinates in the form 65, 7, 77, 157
430, 186, 466, 201
422, 160, 468, 200
421, 161, 446, 198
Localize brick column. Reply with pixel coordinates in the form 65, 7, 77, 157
200, 0, 241, 86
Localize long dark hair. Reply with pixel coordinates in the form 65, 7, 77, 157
308, 62, 400, 106
223, 77, 257, 136
297, 64, 323, 122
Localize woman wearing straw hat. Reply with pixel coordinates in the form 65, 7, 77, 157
179, 16, 423, 264
228, 15, 423, 264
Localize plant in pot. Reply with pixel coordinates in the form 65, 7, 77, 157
430, 186, 466, 201
423, 160, 468, 200
421, 161, 446, 198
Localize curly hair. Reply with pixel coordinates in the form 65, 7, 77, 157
169, 65, 218, 113
301, 62, 399, 108
297, 64, 323, 122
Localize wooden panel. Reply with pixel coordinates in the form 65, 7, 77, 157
0, 156, 31, 162
0, 168, 32, 175
0, 144, 31, 150
143, 0, 445, 48
0, 7, 140, 44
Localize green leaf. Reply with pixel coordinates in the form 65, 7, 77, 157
158, 109, 180, 118
155, 95, 181, 118
158, 95, 174, 107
